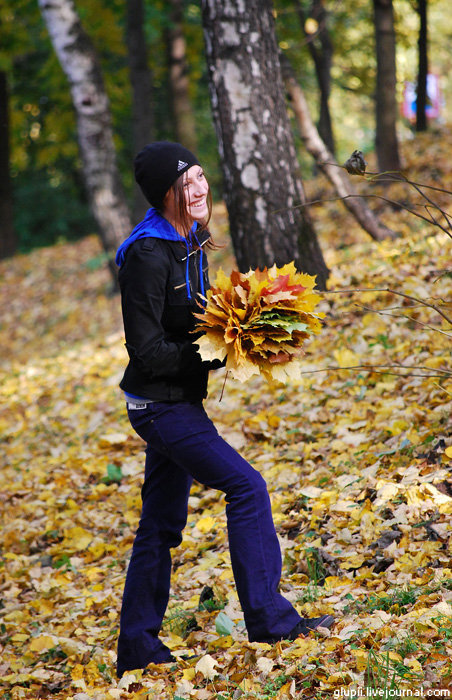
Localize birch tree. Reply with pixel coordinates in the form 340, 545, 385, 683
202, 0, 329, 290
38, 0, 131, 279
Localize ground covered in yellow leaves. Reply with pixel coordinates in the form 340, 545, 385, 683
1, 131, 452, 699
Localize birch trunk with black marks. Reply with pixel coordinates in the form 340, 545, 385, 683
38, 0, 132, 283
280, 55, 396, 242
201, 0, 329, 290
373, 0, 401, 172
127, 0, 154, 222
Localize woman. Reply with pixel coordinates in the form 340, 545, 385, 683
115, 141, 333, 678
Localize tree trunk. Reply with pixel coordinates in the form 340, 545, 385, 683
167, 0, 198, 154
126, 0, 154, 222
294, 0, 335, 157
281, 55, 396, 242
38, 0, 132, 285
373, 0, 401, 172
416, 0, 428, 132
201, 0, 329, 290
0, 71, 17, 259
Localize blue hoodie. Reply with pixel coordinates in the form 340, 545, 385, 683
115, 207, 204, 300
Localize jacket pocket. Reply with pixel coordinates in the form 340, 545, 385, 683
167, 275, 192, 305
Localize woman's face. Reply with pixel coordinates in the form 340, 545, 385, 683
183, 165, 209, 223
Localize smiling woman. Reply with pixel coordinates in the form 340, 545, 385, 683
114, 141, 334, 678
182, 165, 210, 220
161, 162, 213, 238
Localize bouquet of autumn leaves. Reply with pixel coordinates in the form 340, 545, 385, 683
194, 261, 324, 383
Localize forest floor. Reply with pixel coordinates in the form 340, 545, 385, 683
0, 128, 452, 699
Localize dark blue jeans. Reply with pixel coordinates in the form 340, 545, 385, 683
117, 401, 301, 676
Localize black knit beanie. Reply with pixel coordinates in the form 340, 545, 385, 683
134, 141, 200, 209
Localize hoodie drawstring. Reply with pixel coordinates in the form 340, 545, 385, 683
185, 230, 205, 305
193, 232, 205, 303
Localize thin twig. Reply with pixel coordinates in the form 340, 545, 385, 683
290, 193, 452, 238
343, 163, 452, 233
323, 161, 452, 198
219, 370, 229, 402
434, 383, 452, 396
433, 270, 452, 284
365, 171, 452, 231
356, 301, 426, 312
299, 364, 451, 378
353, 304, 452, 338
319, 287, 452, 325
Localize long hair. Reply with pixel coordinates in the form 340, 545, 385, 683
161, 172, 218, 250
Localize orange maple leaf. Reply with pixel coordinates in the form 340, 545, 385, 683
261, 274, 306, 297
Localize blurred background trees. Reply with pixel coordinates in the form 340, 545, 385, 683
202, 0, 329, 288
38, 0, 132, 285
0, 0, 449, 268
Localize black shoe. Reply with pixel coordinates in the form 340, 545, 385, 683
118, 654, 178, 678
287, 614, 335, 640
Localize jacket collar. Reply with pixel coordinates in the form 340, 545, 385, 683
169, 228, 211, 263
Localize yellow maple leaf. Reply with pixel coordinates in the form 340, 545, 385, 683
196, 516, 216, 533
61, 526, 93, 551
29, 635, 55, 653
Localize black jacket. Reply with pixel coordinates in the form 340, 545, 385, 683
118, 230, 215, 402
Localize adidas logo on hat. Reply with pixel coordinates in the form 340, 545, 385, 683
177, 160, 188, 171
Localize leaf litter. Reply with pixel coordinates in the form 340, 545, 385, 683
0, 136, 452, 698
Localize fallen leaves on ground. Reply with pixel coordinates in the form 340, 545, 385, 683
0, 134, 452, 699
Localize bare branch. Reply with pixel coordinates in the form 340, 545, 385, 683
353, 304, 452, 338
319, 287, 452, 326
299, 364, 451, 378
291, 193, 452, 239
317, 159, 452, 238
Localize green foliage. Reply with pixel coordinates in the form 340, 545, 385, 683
198, 597, 225, 613
385, 635, 419, 658
2, 0, 96, 250
101, 463, 123, 484
3, 0, 452, 251
163, 606, 199, 638
215, 612, 234, 636
305, 546, 328, 585
262, 674, 288, 698
85, 252, 111, 271
366, 646, 423, 691
344, 585, 420, 616
14, 163, 96, 251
